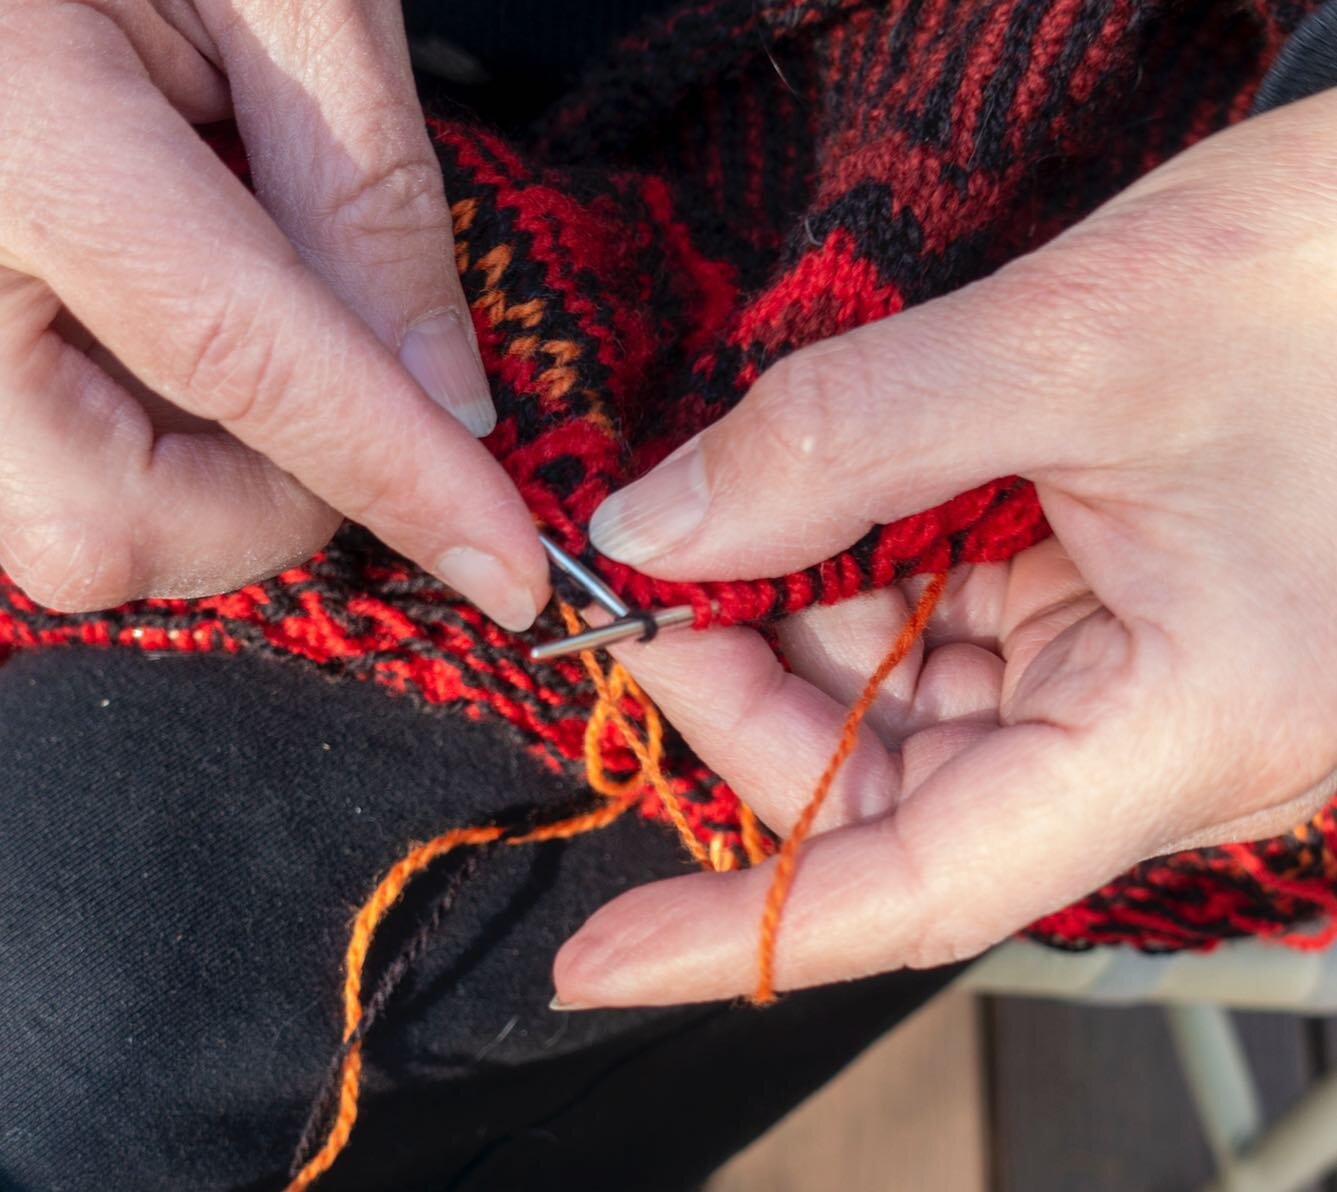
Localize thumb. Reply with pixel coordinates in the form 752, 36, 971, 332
200, 0, 495, 436
587, 246, 1133, 582
590, 87, 1337, 583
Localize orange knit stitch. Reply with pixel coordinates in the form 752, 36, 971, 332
753, 574, 948, 1005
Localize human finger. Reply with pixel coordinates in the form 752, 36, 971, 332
0, 6, 547, 627
0, 267, 338, 609
199, 0, 495, 435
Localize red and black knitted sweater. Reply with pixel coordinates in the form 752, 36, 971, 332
3, 0, 1333, 953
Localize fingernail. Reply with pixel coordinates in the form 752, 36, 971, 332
400, 311, 497, 437
549, 995, 590, 1011
588, 440, 709, 565
435, 546, 539, 632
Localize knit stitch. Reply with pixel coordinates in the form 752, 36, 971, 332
2, 0, 1333, 951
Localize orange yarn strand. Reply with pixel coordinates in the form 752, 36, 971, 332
753, 573, 947, 1005
289, 573, 941, 1188
286, 1047, 364, 1191
738, 801, 769, 868
560, 604, 712, 868
511, 796, 633, 844
286, 612, 676, 1192
340, 826, 505, 1031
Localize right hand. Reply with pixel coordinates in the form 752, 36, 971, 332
0, 0, 548, 630
556, 89, 1337, 1006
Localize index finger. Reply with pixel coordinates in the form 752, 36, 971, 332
201, 0, 498, 436
0, 6, 546, 629
554, 717, 1156, 1007
556, 605, 1186, 1005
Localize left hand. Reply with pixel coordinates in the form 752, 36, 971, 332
551, 87, 1337, 1007
0, 1, 547, 628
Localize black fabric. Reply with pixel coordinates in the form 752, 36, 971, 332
0, 646, 956, 1191
403, 0, 675, 129
2, 7, 962, 1185
1253, 0, 1337, 113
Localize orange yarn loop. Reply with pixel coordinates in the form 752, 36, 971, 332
559, 604, 715, 869
753, 573, 948, 1005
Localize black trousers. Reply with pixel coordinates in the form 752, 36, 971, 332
0, 646, 956, 1190
1, 6, 964, 1187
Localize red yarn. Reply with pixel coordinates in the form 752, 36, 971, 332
2, 0, 1333, 952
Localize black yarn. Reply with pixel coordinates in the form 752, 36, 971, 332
289, 851, 488, 1177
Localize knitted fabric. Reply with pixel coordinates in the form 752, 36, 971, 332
3, 0, 1335, 953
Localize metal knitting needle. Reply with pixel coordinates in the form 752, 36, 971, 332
530, 605, 696, 661
538, 532, 630, 619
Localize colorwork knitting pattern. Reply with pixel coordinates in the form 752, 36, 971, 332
3, 0, 1336, 957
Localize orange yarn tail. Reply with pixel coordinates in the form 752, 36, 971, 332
753, 573, 947, 1005
289, 578, 945, 1187
286, 606, 690, 1192
285, 807, 633, 1191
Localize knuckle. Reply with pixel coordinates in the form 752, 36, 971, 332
332, 421, 503, 547
319, 149, 448, 243
873, 815, 1000, 970
745, 343, 871, 480
323, 459, 398, 527
332, 439, 436, 535
900, 921, 997, 971
309, 409, 429, 530
1, 516, 136, 612
168, 282, 298, 429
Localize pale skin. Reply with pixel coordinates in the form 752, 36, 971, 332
0, 0, 549, 631
6, 4, 1336, 1014
554, 88, 1337, 1007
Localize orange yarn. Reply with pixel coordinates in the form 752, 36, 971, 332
289, 581, 944, 1188
559, 604, 713, 868
738, 802, 769, 867
753, 574, 947, 1005
709, 833, 739, 871
286, 608, 676, 1192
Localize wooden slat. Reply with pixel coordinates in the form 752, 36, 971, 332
708, 988, 987, 1192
